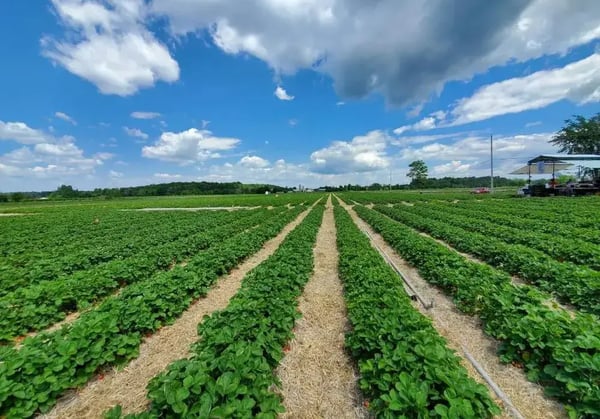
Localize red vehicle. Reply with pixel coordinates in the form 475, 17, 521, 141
471, 187, 490, 194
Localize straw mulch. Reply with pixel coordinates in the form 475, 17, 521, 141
341, 200, 566, 419
41, 207, 314, 419
276, 197, 368, 419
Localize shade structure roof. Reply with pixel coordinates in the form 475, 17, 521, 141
510, 154, 600, 175
527, 154, 600, 164
510, 163, 572, 175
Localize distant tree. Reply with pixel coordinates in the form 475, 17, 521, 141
10, 192, 25, 202
407, 160, 428, 187
51, 184, 78, 199
0, 194, 8, 203
550, 113, 600, 154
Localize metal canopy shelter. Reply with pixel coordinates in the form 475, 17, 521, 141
511, 154, 600, 186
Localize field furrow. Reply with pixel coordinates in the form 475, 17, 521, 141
42, 203, 316, 419
276, 196, 365, 418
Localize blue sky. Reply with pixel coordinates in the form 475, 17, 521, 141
0, 0, 599, 192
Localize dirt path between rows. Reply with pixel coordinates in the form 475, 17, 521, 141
337, 198, 565, 419
42, 206, 316, 419
276, 196, 367, 418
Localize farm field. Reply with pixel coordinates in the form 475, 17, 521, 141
0, 192, 598, 418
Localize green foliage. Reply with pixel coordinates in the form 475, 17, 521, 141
550, 113, 600, 154
407, 160, 428, 187
356, 205, 600, 417
9, 192, 25, 202
376, 204, 600, 316
0, 209, 283, 341
334, 204, 499, 417
115, 205, 325, 418
0, 206, 305, 417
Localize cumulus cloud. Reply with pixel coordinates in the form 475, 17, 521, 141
123, 126, 149, 140
394, 111, 447, 134
142, 128, 240, 164
0, 121, 49, 144
239, 155, 270, 168
400, 132, 556, 162
109, 170, 124, 178
131, 111, 161, 119
43, 0, 179, 96
450, 53, 600, 125
151, 0, 600, 106
55, 111, 77, 125
431, 160, 472, 176
274, 86, 294, 101
0, 123, 104, 181
310, 130, 390, 174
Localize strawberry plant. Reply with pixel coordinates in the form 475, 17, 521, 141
0, 206, 305, 418
111, 205, 325, 418
334, 204, 499, 418
356, 205, 600, 418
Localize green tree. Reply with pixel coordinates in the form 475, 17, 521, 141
407, 160, 428, 187
10, 192, 25, 202
550, 113, 600, 154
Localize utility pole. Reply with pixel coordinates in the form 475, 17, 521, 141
389, 169, 392, 191
490, 134, 494, 193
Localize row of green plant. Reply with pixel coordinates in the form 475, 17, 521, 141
333, 204, 500, 418
420, 201, 600, 245
395, 203, 600, 271
376, 205, 600, 316
355, 205, 600, 418
0, 206, 306, 418
0, 210, 244, 297
453, 198, 600, 229
108, 205, 325, 418
0, 209, 279, 343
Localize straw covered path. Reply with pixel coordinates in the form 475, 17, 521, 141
338, 198, 565, 419
276, 196, 368, 418
42, 205, 315, 419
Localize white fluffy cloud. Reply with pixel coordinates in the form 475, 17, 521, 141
43, 0, 179, 96
0, 123, 106, 183
394, 111, 447, 134
55, 111, 77, 125
400, 132, 556, 163
123, 126, 149, 140
451, 53, 600, 125
274, 86, 294, 101
0, 121, 49, 144
310, 130, 390, 174
151, 0, 600, 105
431, 160, 472, 176
131, 111, 161, 119
142, 128, 240, 164
239, 155, 270, 168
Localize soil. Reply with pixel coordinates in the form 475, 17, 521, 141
42, 206, 315, 419
276, 196, 368, 418
337, 197, 566, 419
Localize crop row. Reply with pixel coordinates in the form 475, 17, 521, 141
109, 205, 325, 418
453, 198, 600, 229
0, 208, 133, 254
0, 210, 245, 296
375, 205, 600, 316
0, 206, 305, 418
419, 201, 600, 246
0, 208, 280, 342
355, 205, 600, 418
395, 203, 600, 271
333, 204, 499, 418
